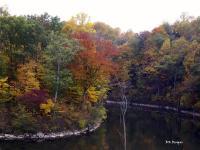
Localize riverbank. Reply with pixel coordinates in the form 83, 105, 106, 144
106, 101, 200, 118
0, 121, 102, 141
1, 100, 200, 141
0, 102, 107, 141
1, 107, 200, 150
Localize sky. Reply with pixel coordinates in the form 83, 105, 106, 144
1, 0, 200, 32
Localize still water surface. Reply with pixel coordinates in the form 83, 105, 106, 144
1, 107, 200, 150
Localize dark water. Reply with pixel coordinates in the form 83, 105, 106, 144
1, 107, 200, 150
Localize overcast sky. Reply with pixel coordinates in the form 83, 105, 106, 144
1, 0, 200, 32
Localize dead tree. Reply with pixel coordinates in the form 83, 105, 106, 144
119, 81, 128, 150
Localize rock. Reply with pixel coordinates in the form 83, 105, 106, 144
0, 134, 4, 139
37, 132, 44, 138
0, 122, 102, 141
74, 130, 81, 135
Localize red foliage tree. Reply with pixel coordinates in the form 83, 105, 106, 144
69, 32, 119, 107
17, 89, 49, 109
72, 32, 96, 50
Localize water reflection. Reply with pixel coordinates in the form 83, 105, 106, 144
1, 108, 200, 150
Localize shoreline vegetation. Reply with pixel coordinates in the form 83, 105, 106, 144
1, 98, 200, 141
0, 7, 200, 140
106, 101, 200, 118
2, 99, 200, 141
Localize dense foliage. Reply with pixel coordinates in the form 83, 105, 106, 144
110, 14, 200, 109
0, 8, 199, 133
0, 9, 117, 133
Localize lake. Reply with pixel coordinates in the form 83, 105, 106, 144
1, 107, 200, 150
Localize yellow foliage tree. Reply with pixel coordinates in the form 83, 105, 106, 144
160, 38, 171, 53
0, 77, 12, 103
40, 99, 55, 114
87, 86, 109, 103
62, 13, 95, 33
17, 60, 40, 93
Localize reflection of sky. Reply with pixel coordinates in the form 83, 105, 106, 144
1, 0, 200, 32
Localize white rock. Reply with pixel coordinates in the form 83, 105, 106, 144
37, 132, 44, 138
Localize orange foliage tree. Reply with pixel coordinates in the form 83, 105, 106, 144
69, 32, 118, 109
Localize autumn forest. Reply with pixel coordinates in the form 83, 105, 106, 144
0, 8, 200, 134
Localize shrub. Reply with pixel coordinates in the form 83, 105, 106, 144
11, 105, 38, 133
0, 77, 12, 103
180, 94, 192, 107
78, 119, 87, 129
40, 99, 55, 114
194, 101, 200, 109
90, 106, 107, 123
17, 89, 49, 109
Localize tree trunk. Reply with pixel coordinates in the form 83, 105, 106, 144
174, 70, 177, 92
119, 82, 127, 150
54, 61, 60, 102
157, 87, 160, 96
174, 69, 180, 112
122, 107, 127, 150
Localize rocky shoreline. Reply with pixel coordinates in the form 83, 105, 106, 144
106, 101, 200, 117
2, 101, 199, 141
0, 122, 101, 141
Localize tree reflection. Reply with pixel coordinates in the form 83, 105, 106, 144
1, 109, 200, 150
